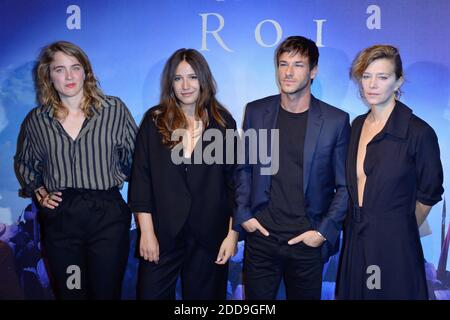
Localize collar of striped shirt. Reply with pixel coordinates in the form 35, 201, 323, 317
38, 96, 113, 118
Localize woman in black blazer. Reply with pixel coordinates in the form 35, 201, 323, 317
128, 48, 238, 300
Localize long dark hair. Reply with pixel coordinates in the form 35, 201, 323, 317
152, 48, 228, 148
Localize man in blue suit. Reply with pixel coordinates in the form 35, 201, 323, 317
234, 36, 350, 300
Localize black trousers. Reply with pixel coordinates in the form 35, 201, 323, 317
39, 188, 131, 300
137, 227, 228, 300
244, 230, 323, 300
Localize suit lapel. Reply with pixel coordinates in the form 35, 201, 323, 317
303, 96, 323, 195
347, 114, 366, 206
262, 95, 281, 155
264, 97, 281, 126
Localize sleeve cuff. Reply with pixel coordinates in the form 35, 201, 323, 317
233, 210, 253, 230
417, 192, 442, 207
20, 181, 43, 198
317, 222, 338, 246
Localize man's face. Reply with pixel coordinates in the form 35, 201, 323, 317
277, 51, 317, 96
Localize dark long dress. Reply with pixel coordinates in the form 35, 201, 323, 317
337, 101, 444, 300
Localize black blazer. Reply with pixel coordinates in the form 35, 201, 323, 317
128, 105, 236, 253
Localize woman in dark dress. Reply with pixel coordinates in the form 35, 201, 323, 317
337, 45, 444, 299
128, 48, 238, 300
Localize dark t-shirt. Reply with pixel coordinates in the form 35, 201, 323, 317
256, 105, 311, 241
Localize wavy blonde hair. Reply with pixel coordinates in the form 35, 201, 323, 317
36, 41, 104, 119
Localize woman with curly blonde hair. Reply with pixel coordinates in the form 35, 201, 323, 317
15, 41, 137, 299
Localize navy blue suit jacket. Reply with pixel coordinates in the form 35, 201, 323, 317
234, 94, 350, 262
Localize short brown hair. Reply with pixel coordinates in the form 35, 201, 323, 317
350, 44, 403, 82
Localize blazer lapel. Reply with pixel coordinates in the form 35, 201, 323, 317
347, 113, 366, 206
258, 95, 280, 193
303, 96, 323, 195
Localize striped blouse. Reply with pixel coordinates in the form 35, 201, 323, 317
15, 95, 138, 197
